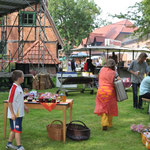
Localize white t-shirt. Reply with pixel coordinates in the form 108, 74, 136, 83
99, 59, 102, 65
81, 62, 85, 68
96, 62, 100, 67
7, 83, 24, 118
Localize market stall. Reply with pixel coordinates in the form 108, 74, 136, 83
71, 46, 150, 89
4, 93, 73, 143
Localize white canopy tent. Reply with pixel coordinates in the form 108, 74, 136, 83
71, 46, 150, 63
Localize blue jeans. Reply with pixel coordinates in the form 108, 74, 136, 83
132, 83, 140, 108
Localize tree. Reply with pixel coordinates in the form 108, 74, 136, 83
114, 0, 150, 39
48, 0, 101, 51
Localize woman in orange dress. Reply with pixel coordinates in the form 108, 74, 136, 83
94, 59, 120, 131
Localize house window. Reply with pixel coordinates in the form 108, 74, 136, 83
19, 11, 36, 26
91, 41, 102, 46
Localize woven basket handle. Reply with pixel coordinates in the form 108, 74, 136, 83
49, 120, 63, 127
67, 120, 88, 128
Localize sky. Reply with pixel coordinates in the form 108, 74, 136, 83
94, 0, 142, 23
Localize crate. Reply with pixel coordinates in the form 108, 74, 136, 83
141, 133, 150, 149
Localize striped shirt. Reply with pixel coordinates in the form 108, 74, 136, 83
7, 83, 24, 118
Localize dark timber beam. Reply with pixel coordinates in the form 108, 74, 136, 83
0, 0, 40, 17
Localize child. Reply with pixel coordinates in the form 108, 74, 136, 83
6, 70, 29, 150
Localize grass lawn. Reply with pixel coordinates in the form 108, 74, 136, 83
0, 87, 149, 150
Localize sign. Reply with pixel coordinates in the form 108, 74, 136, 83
105, 39, 121, 47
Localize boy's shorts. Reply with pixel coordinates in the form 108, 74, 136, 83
9, 117, 23, 133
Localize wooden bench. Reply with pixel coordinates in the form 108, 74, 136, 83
142, 98, 150, 120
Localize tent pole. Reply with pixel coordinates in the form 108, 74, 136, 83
89, 49, 91, 59
118, 50, 120, 75
133, 50, 134, 60
107, 49, 108, 59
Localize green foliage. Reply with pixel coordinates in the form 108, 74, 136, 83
0, 16, 4, 26
63, 41, 72, 57
51, 76, 56, 87
102, 57, 106, 66
0, 87, 149, 150
48, 0, 101, 50
114, 0, 150, 39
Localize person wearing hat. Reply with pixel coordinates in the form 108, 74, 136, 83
128, 52, 149, 109
94, 59, 121, 131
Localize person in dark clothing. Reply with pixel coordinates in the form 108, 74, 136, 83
112, 52, 118, 64
71, 59, 76, 72
87, 59, 95, 74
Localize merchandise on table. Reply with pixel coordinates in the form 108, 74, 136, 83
24, 90, 66, 103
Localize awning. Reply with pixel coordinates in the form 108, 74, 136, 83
71, 46, 150, 53
71, 52, 89, 58
59, 57, 66, 61
0, 0, 40, 17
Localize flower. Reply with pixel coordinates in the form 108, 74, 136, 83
130, 124, 144, 133
130, 124, 137, 132
136, 124, 144, 133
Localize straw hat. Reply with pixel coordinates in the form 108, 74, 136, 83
105, 59, 116, 68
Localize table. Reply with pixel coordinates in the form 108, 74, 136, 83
57, 76, 95, 95
4, 99, 73, 143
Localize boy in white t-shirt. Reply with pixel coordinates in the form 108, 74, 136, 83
6, 70, 29, 150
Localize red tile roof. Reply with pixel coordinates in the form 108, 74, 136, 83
81, 33, 105, 45
87, 33, 105, 44
80, 20, 137, 47
23, 41, 60, 64
93, 19, 137, 40
81, 38, 88, 46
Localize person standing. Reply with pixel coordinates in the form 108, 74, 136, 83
98, 57, 102, 66
71, 59, 76, 72
128, 53, 149, 109
96, 59, 100, 67
6, 70, 29, 150
94, 59, 120, 131
87, 59, 95, 74
67, 59, 72, 72
112, 52, 118, 64
81, 59, 85, 71
83, 59, 88, 72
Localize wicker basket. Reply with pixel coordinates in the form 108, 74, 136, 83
66, 120, 90, 141
46, 120, 63, 141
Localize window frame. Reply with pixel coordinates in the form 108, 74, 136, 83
19, 11, 36, 26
